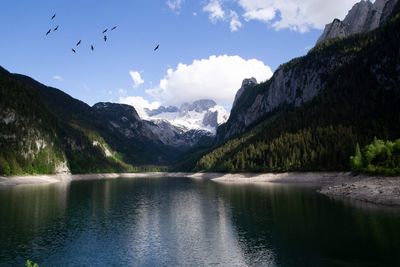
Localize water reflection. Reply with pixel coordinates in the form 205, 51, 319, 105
0, 178, 399, 266
214, 182, 400, 266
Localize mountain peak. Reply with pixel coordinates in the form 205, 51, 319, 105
233, 78, 258, 108
317, 0, 399, 44
180, 99, 217, 114
93, 102, 141, 121
145, 99, 228, 134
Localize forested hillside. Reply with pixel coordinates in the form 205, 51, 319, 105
195, 6, 400, 172
0, 69, 174, 175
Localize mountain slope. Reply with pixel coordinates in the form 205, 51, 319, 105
0, 66, 221, 175
0, 67, 67, 175
0, 68, 128, 175
0, 69, 183, 175
195, 1, 400, 172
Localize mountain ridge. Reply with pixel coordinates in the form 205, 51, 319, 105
0, 69, 214, 175
144, 99, 228, 134
317, 0, 399, 44
194, 0, 400, 172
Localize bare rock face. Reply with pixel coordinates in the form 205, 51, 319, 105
221, 52, 354, 140
180, 99, 217, 115
218, 0, 400, 142
233, 78, 258, 107
202, 110, 218, 128
317, 0, 399, 44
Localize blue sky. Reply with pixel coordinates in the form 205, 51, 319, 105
0, 0, 359, 112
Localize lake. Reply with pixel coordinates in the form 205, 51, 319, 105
0, 177, 399, 266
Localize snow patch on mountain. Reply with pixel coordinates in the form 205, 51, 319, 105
145, 99, 229, 134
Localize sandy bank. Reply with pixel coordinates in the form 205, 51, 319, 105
0, 172, 191, 187
0, 174, 71, 187
0, 172, 343, 187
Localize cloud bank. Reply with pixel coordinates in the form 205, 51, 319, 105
146, 55, 272, 106
199, 0, 362, 33
237, 0, 361, 32
119, 96, 160, 119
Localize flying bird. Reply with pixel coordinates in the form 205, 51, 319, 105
102, 29, 108, 34
104, 35, 107, 42
46, 29, 51, 36
51, 14, 56, 20
154, 44, 159, 51
76, 40, 81, 46
91, 45, 94, 51
72, 48, 76, 53
111, 26, 117, 31
53, 25, 59, 31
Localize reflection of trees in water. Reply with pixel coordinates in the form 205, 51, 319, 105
214, 183, 400, 266
0, 182, 70, 262
0, 182, 69, 232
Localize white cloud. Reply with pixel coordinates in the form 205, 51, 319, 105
202, 0, 361, 32
119, 96, 161, 119
53, 75, 63, 81
203, 0, 225, 21
203, 1, 242, 32
229, 10, 242, 32
146, 55, 273, 107
129, 71, 144, 88
166, 0, 184, 12
239, 0, 362, 32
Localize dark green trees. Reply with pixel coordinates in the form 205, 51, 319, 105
351, 139, 400, 175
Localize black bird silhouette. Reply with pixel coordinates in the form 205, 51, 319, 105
104, 35, 107, 42
76, 40, 81, 46
51, 14, 56, 20
111, 26, 117, 31
102, 29, 108, 34
154, 44, 159, 51
46, 29, 51, 36
91, 45, 94, 51
72, 48, 76, 53
53, 25, 59, 31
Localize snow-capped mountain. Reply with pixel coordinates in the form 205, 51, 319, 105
144, 99, 229, 134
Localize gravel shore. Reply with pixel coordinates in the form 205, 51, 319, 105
319, 176, 400, 206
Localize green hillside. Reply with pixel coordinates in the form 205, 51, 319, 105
195, 8, 400, 172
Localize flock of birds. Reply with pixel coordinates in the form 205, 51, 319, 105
45, 13, 160, 54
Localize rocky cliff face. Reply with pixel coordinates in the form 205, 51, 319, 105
218, 0, 399, 142
232, 78, 258, 107
220, 53, 355, 140
180, 99, 217, 114
317, 0, 399, 44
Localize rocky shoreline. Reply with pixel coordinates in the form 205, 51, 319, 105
1, 172, 399, 207
319, 176, 400, 206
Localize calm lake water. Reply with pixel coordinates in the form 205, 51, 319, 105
0, 177, 400, 266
